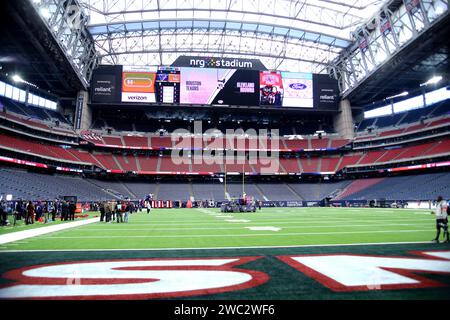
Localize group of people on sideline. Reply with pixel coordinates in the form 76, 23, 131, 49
0, 199, 77, 226
98, 200, 137, 223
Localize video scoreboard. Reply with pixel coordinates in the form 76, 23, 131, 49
91, 62, 339, 110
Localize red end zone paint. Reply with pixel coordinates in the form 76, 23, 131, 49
0, 256, 269, 300
277, 251, 450, 292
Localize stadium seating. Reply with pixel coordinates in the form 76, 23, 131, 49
192, 183, 227, 201
0, 167, 113, 201
338, 172, 450, 200
335, 178, 386, 200
279, 158, 301, 173
115, 154, 139, 172
137, 155, 159, 171
336, 154, 363, 171
1, 165, 449, 201
288, 181, 352, 201
299, 157, 320, 172
256, 184, 300, 201
93, 154, 121, 170
123, 136, 149, 148
310, 138, 330, 149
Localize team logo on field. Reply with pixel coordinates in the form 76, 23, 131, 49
278, 250, 450, 292
1, 251, 449, 299
0, 257, 268, 300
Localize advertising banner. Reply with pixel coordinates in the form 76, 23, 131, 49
122, 66, 157, 103
155, 67, 181, 104
260, 71, 284, 107
172, 56, 268, 71
313, 74, 339, 111
180, 68, 260, 106
281, 72, 314, 108
90, 65, 122, 103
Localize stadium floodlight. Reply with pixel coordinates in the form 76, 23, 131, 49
12, 74, 24, 83
39, 8, 51, 19
11, 74, 39, 88
385, 91, 409, 100
420, 76, 442, 87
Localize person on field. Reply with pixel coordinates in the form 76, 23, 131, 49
146, 198, 152, 214
69, 201, 76, 221
99, 201, 105, 222
105, 201, 112, 223
26, 201, 35, 224
116, 201, 123, 223
0, 201, 7, 226
432, 196, 449, 243
61, 201, 68, 221
123, 201, 130, 223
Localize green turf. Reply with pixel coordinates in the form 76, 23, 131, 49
0, 207, 439, 251
0, 212, 98, 235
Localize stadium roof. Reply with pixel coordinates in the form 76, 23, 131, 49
80, 0, 387, 73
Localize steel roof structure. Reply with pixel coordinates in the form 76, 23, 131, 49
79, 0, 386, 73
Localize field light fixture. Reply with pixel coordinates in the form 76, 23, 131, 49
385, 91, 409, 100
11, 74, 39, 88
420, 76, 442, 87
12, 75, 24, 83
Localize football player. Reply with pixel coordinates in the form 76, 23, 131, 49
431, 196, 449, 243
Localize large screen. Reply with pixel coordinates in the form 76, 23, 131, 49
281, 72, 313, 108
260, 71, 283, 107
180, 68, 259, 106
155, 67, 181, 104
90, 64, 339, 110
90, 65, 122, 103
122, 66, 157, 103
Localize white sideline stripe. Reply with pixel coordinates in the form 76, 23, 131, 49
0, 241, 432, 253
0, 218, 98, 245
40, 229, 434, 239
82, 218, 431, 227
74, 222, 432, 232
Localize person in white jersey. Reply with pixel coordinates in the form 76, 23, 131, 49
431, 196, 448, 243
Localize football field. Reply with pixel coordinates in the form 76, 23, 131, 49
0, 207, 449, 300
0, 207, 441, 250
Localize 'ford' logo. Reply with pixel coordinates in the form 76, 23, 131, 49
289, 83, 307, 90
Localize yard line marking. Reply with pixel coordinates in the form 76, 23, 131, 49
0, 241, 434, 253
80, 218, 431, 227
41, 229, 434, 239
226, 219, 251, 223
70, 222, 432, 232
246, 227, 281, 232
0, 218, 98, 245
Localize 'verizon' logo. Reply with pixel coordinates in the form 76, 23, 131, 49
289, 83, 307, 90
128, 96, 148, 101
0, 257, 268, 300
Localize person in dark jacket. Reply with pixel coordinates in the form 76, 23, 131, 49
0, 201, 7, 226
69, 202, 76, 221
99, 201, 105, 222
61, 201, 69, 221
26, 201, 35, 224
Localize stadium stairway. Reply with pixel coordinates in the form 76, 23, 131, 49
285, 184, 305, 200
122, 181, 137, 199
253, 184, 268, 200
335, 178, 386, 200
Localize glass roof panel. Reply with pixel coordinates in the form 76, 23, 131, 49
81, 0, 388, 71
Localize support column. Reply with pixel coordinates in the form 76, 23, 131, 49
74, 90, 92, 131
333, 99, 355, 139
